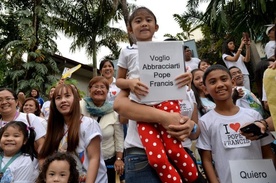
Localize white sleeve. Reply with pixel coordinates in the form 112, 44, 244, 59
29, 114, 46, 140
13, 156, 37, 183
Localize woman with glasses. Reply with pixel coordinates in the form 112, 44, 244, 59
82, 76, 124, 183
0, 88, 46, 154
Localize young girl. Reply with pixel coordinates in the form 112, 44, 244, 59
39, 84, 107, 183
191, 69, 215, 117
36, 152, 79, 183
222, 37, 251, 90
116, 7, 198, 183
0, 121, 37, 182
198, 59, 211, 72
196, 65, 275, 183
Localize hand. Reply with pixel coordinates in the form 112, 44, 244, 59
128, 78, 148, 99
114, 159, 125, 176
240, 122, 266, 141
166, 116, 194, 141
175, 72, 192, 89
268, 61, 276, 69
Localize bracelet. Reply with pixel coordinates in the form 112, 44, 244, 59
238, 48, 242, 51
116, 157, 122, 161
191, 123, 197, 134
254, 119, 268, 131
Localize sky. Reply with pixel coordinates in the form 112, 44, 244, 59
55, 0, 207, 66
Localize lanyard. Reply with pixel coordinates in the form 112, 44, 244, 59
0, 152, 21, 174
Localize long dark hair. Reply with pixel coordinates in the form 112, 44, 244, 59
39, 84, 81, 159
36, 152, 79, 183
0, 121, 37, 160
222, 38, 236, 56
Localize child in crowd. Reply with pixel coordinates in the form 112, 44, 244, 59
196, 65, 275, 183
36, 152, 79, 183
0, 121, 37, 182
198, 59, 211, 72
191, 69, 215, 117
116, 6, 198, 183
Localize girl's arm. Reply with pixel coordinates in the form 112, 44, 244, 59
224, 39, 245, 62
261, 144, 276, 166
200, 150, 220, 183
86, 136, 101, 183
243, 40, 251, 63
116, 67, 148, 98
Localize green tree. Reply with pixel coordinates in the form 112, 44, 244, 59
52, 0, 129, 77
0, 0, 59, 95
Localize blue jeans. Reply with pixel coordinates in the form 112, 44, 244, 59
124, 154, 160, 183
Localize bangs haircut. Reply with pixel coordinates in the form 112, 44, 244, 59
88, 76, 110, 91
128, 6, 157, 27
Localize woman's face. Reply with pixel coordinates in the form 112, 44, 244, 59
193, 70, 205, 91
49, 88, 55, 99
23, 100, 37, 114
227, 41, 235, 51
0, 90, 17, 116
199, 61, 210, 72
100, 61, 114, 80
55, 87, 74, 116
31, 89, 38, 97
89, 81, 108, 106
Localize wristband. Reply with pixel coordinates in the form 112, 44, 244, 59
191, 123, 197, 134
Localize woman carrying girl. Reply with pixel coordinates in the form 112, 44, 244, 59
0, 121, 37, 182
116, 7, 198, 183
39, 84, 107, 183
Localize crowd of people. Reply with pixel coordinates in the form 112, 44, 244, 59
0, 6, 275, 183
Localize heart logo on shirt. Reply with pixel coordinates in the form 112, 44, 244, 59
111, 91, 117, 95
229, 123, 240, 132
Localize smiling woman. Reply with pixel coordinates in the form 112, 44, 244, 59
82, 76, 124, 183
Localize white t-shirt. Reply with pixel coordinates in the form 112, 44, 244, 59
107, 77, 121, 105
222, 53, 249, 75
0, 155, 37, 183
76, 116, 107, 183
179, 88, 196, 148
41, 100, 51, 121
184, 57, 201, 71
236, 86, 264, 117
265, 40, 275, 59
117, 44, 140, 103
1, 112, 46, 141
196, 107, 273, 183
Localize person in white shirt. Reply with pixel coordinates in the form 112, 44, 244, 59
184, 46, 201, 71
265, 24, 275, 60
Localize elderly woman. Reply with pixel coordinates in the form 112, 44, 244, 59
82, 76, 124, 183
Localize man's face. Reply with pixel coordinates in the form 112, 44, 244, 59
184, 48, 192, 61
230, 67, 243, 86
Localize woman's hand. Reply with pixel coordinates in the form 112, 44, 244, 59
175, 72, 192, 89
240, 122, 266, 141
128, 78, 148, 99
114, 159, 125, 176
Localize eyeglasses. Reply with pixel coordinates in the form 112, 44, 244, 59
90, 85, 107, 90
0, 97, 15, 103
